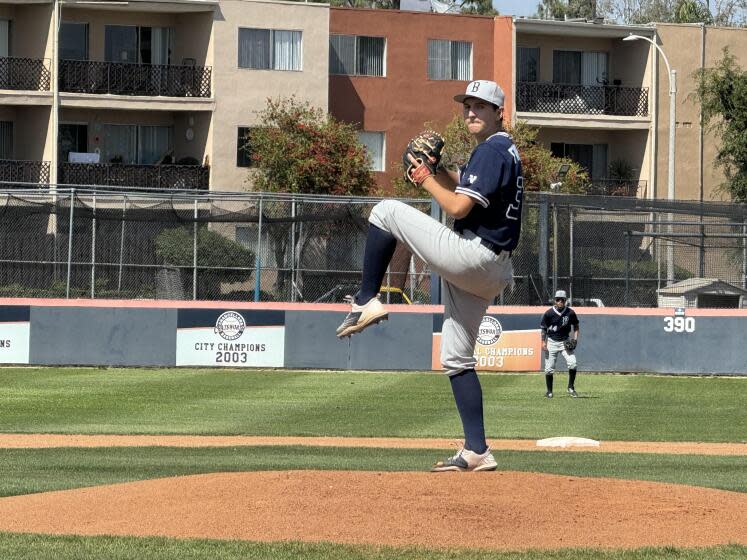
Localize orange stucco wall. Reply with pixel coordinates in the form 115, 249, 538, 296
330, 8, 512, 191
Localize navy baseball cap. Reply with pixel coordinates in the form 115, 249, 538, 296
454, 80, 505, 107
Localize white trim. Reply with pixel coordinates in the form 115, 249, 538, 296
455, 186, 488, 208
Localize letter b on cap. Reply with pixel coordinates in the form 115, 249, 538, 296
470, 81, 480, 92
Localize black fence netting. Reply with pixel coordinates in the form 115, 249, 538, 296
1, 189, 746, 307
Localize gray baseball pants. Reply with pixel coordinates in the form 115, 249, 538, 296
544, 338, 577, 373
368, 199, 513, 376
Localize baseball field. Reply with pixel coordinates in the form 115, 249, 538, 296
0, 367, 744, 559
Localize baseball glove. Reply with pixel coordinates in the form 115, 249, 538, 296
564, 339, 577, 352
403, 130, 445, 185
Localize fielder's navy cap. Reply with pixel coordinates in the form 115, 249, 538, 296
454, 80, 505, 107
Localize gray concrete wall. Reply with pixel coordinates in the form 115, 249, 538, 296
30, 306, 176, 366
6, 302, 746, 374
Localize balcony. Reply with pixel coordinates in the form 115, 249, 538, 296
0, 57, 51, 91
59, 162, 209, 190
587, 179, 647, 197
59, 60, 212, 98
517, 82, 649, 117
0, 160, 51, 184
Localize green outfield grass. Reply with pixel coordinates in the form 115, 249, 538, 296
0, 367, 744, 560
0, 446, 745, 496
0, 368, 744, 441
0, 534, 744, 560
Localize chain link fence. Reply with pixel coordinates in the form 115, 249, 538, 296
1, 186, 746, 307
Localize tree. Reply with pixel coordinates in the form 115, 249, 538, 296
536, 0, 569, 18
535, 0, 597, 19
596, 0, 676, 23
155, 226, 255, 300
597, 0, 745, 25
459, 0, 499, 15
691, 48, 747, 201
674, 0, 713, 22
389, 116, 588, 196
248, 97, 376, 196
246, 97, 378, 300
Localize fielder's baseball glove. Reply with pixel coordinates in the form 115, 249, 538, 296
403, 130, 445, 185
564, 339, 577, 352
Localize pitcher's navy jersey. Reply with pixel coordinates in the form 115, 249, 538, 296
540, 306, 579, 342
454, 132, 524, 251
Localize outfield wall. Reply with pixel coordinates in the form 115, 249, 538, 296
1, 299, 745, 375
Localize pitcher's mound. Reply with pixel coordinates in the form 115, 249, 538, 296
0, 471, 744, 550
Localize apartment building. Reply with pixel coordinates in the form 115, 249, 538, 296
329, 8, 511, 190
2, 2, 746, 200
0, 0, 328, 191
513, 18, 655, 198
654, 23, 747, 203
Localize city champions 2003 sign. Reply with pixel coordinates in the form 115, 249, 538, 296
176, 309, 284, 367
473, 316, 540, 371
432, 315, 541, 372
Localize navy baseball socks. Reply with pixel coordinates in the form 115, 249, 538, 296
432, 369, 497, 472
568, 368, 578, 397
545, 373, 553, 398
336, 224, 396, 338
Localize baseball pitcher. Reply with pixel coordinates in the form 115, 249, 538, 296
336, 80, 524, 472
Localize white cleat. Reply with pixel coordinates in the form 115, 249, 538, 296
336, 295, 389, 338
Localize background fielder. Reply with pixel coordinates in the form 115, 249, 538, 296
540, 290, 580, 398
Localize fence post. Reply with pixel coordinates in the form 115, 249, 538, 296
117, 195, 127, 292
429, 199, 441, 305
569, 208, 574, 302
290, 198, 296, 303
91, 194, 96, 298
743, 221, 747, 290
65, 190, 75, 298
254, 196, 263, 302
625, 231, 631, 307
193, 199, 198, 300
551, 201, 558, 296
538, 194, 549, 299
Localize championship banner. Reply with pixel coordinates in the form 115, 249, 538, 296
0, 306, 30, 364
176, 309, 285, 367
432, 315, 542, 372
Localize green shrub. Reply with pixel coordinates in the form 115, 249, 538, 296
155, 227, 255, 299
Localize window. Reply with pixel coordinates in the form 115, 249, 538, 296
0, 121, 12, 159
237, 127, 253, 167
60, 22, 88, 60
101, 124, 172, 164
238, 28, 302, 71
104, 25, 172, 65
59, 123, 88, 163
427, 39, 471, 80
358, 131, 384, 172
517, 47, 539, 82
553, 50, 608, 85
551, 142, 608, 179
0, 20, 10, 58
330, 35, 385, 77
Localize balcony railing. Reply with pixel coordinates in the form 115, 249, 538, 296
59, 60, 212, 98
587, 179, 647, 197
59, 162, 209, 190
0, 57, 51, 91
0, 160, 50, 184
517, 82, 649, 117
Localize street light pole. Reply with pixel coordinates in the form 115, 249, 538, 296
623, 33, 677, 284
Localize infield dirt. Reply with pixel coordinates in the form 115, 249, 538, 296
0, 435, 745, 551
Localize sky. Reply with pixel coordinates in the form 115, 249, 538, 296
493, 0, 537, 17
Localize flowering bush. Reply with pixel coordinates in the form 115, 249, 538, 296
247, 97, 377, 196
